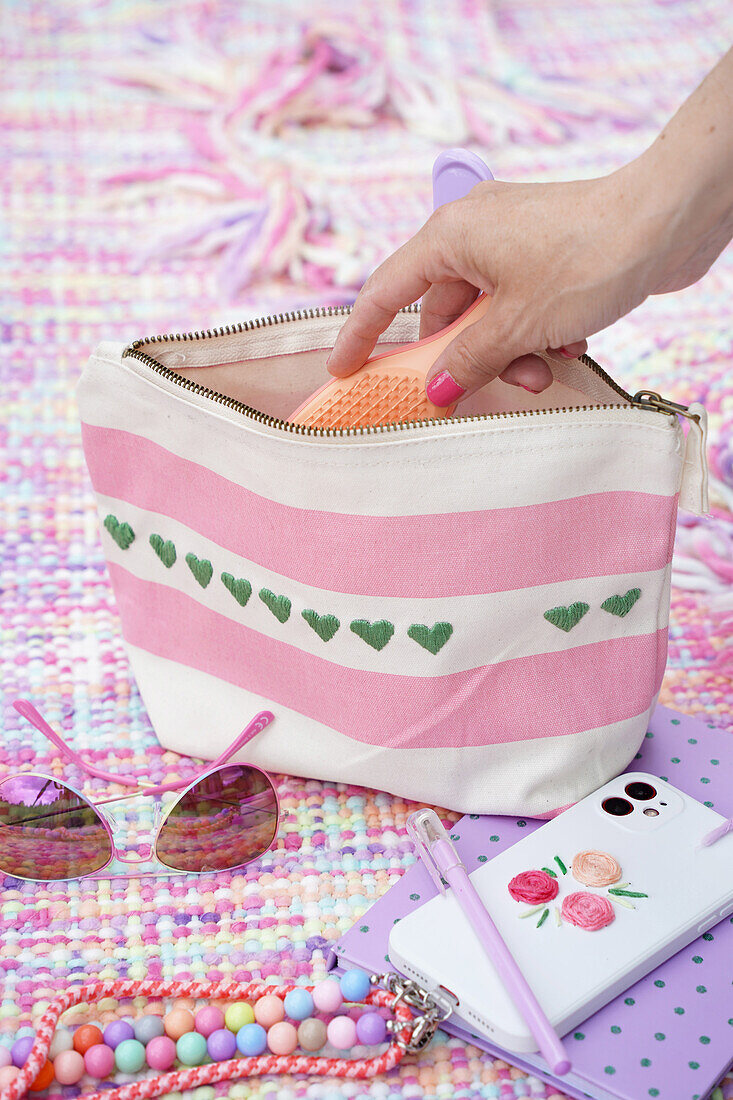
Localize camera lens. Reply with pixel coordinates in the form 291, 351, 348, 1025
602, 796, 634, 816
625, 781, 657, 801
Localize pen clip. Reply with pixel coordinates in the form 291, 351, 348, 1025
406, 808, 454, 895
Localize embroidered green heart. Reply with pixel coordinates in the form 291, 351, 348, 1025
302, 609, 340, 642
407, 621, 453, 655
259, 588, 291, 623
543, 602, 589, 632
350, 619, 395, 651
103, 514, 135, 550
601, 588, 641, 618
186, 553, 213, 588
221, 572, 252, 607
149, 533, 176, 568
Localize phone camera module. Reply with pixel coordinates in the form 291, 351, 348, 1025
625, 781, 657, 801
602, 796, 634, 817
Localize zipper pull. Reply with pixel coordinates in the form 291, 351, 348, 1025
633, 391, 709, 515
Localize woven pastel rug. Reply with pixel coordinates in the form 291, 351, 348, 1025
1, 1, 732, 1097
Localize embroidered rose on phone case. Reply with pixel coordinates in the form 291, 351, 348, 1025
508, 849, 648, 931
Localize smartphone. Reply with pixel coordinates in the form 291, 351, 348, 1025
388, 773, 733, 1053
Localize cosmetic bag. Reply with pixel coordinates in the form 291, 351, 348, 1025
77, 308, 708, 816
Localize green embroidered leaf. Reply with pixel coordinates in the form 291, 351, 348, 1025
407, 621, 453, 655
302, 609, 340, 642
149, 533, 177, 568
350, 619, 394, 651
221, 572, 252, 607
543, 602, 589, 632
186, 553, 213, 588
103, 514, 135, 550
601, 588, 641, 618
259, 588, 291, 623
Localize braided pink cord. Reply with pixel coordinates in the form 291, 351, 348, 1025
0, 979, 412, 1100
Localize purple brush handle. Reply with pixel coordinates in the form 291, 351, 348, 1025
443, 854, 571, 1076
432, 148, 494, 209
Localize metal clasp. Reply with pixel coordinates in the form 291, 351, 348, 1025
375, 973, 453, 1054
632, 390, 701, 424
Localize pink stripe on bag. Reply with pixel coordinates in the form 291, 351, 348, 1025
85, 425, 677, 597
110, 565, 667, 748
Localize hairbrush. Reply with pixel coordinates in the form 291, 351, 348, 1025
290, 149, 494, 430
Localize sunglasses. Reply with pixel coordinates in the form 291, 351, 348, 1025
0, 700, 279, 882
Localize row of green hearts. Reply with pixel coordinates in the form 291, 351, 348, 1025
543, 589, 642, 632
104, 515, 451, 654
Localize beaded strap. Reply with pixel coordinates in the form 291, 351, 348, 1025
0, 978, 416, 1100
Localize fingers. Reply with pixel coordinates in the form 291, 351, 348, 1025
552, 340, 588, 359
425, 304, 526, 406
499, 355, 554, 394
419, 282, 479, 340
327, 240, 433, 378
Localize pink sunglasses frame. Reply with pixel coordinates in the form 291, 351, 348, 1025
1, 700, 280, 882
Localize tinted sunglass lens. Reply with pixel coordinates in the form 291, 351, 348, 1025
0, 775, 112, 880
156, 765, 278, 873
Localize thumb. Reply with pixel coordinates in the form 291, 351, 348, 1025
425, 307, 525, 407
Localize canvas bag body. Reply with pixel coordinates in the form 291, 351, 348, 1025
77, 310, 701, 817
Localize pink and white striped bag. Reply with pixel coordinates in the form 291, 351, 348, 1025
77, 309, 708, 816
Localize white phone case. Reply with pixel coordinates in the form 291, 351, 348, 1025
388, 773, 733, 1052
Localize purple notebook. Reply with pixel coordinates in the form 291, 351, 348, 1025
328, 706, 733, 1100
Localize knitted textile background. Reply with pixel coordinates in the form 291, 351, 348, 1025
1, 1, 732, 1098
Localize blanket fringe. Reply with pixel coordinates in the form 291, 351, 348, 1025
104, 19, 646, 294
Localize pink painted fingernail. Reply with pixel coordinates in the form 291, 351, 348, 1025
559, 347, 575, 358
426, 370, 466, 407
519, 384, 541, 394
325, 352, 333, 366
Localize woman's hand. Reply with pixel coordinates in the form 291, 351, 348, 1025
327, 172, 640, 402
327, 48, 733, 406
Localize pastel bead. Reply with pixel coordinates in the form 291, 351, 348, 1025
73, 1024, 104, 1054
206, 1028, 237, 1062
356, 1011, 387, 1045
312, 979, 343, 1014
224, 1003, 254, 1033
194, 1006, 224, 1038
11, 1035, 35, 1067
48, 1028, 74, 1060
103, 1020, 135, 1049
327, 1015, 357, 1050
145, 1035, 177, 1071
283, 989, 314, 1022
53, 1049, 85, 1085
235, 1023, 267, 1057
164, 1008, 194, 1040
297, 1018, 327, 1052
339, 969, 371, 1003
133, 1014, 165, 1044
114, 1038, 146, 1074
176, 1032, 207, 1066
29, 1060, 55, 1092
0, 1048, 11, 1069
266, 1021, 297, 1055
0, 1067, 20, 1088
253, 995, 284, 1028
84, 1044, 115, 1079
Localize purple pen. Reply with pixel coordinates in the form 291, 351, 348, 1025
407, 808, 571, 1076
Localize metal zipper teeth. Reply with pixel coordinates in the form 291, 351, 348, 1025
122, 304, 639, 438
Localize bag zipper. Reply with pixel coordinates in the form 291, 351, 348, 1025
122, 305, 699, 437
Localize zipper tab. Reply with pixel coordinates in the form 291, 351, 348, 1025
633, 392, 708, 514
680, 402, 709, 515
